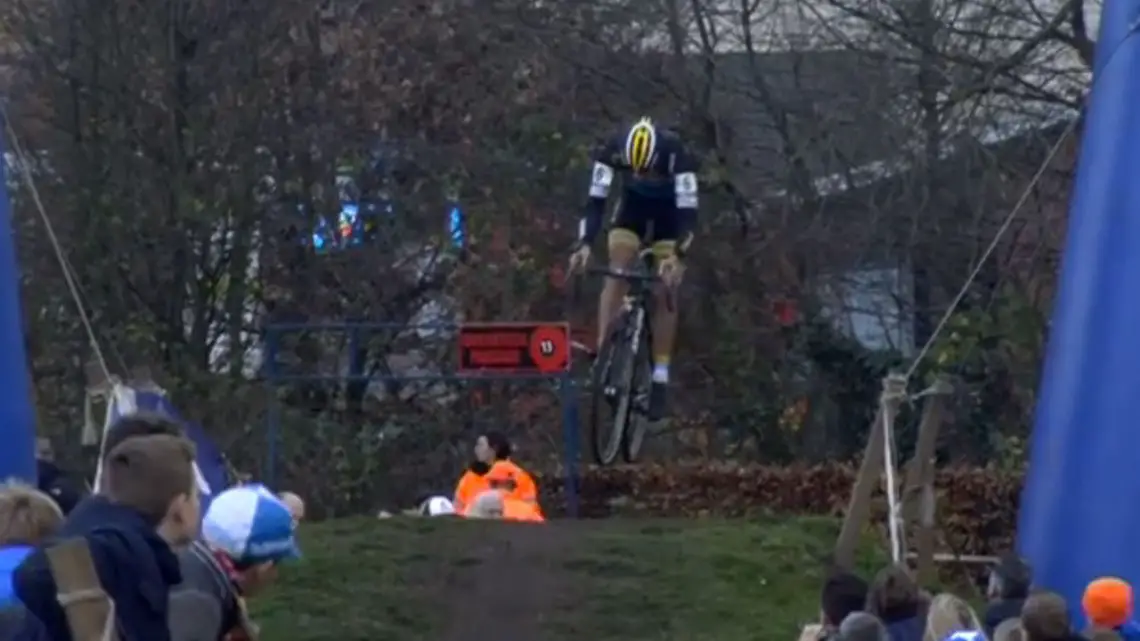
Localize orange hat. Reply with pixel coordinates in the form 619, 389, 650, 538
1083, 577, 1134, 628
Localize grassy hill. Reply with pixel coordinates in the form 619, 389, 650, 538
252, 516, 886, 641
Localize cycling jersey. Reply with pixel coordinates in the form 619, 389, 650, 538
578, 127, 700, 254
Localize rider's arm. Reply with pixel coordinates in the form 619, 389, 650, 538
672, 149, 700, 257
578, 139, 620, 248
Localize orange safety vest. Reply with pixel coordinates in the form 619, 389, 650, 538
453, 469, 491, 515
485, 460, 539, 505
502, 497, 545, 522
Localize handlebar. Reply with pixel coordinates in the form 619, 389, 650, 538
570, 247, 676, 313
586, 265, 658, 282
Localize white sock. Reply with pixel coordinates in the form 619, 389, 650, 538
652, 364, 669, 383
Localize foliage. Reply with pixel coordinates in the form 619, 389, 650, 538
926, 286, 1048, 462
0, 0, 1082, 469
254, 516, 886, 641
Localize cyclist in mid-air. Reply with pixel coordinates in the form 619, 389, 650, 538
567, 117, 699, 421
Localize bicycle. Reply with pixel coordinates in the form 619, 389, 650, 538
581, 247, 672, 465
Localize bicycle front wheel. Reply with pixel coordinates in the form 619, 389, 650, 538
588, 310, 640, 465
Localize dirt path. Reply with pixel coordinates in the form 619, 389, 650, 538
440, 522, 583, 641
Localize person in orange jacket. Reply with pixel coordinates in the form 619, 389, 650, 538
453, 431, 510, 514
486, 459, 539, 507
502, 495, 545, 522
464, 490, 544, 522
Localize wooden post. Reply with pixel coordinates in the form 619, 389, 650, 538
901, 376, 952, 584
46, 538, 117, 641
834, 372, 907, 570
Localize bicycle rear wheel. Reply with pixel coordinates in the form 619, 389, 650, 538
588, 309, 642, 465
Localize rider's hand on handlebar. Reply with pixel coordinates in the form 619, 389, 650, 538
658, 254, 684, 287
568, 245, 591, 274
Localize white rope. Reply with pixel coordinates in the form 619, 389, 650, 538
0, 104, 115, 386
880, 387, 907, 563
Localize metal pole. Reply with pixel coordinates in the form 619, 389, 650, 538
265, 327, 281, 487
560, 375, 580, 517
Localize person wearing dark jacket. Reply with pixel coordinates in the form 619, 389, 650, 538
13, 434, 200, 641
35, 458, 83, 516
866, 564, 925, 641
819, 571, 870, 640
1024, 591, 1087, 641
175, 485, 300, 641
984, 553, 1033, 636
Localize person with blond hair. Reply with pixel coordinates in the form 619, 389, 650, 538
15, 434, 201, 641
278, 491, 305, 527
923, 593, 983, 641
0, 481, 63, 606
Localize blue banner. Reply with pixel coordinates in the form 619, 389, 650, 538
0, 135, 36, 483
1019, 3, 1140, 615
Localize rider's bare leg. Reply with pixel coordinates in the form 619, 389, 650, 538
647, 241, 679, 420
597, 229, 639, 350
650, 242, 679, 383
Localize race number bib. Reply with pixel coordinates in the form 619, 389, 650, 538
674, 172, 698, 209
589, 162, 614, 198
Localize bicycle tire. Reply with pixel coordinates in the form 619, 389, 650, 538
588, 310, 639, 465
620, 310, 653, 462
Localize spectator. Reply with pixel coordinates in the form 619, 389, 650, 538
1083, 578, 1140, 641
867, 564, 925, 641
453, 432, 514, 514
34, 438, 82, 515
985, 553, 1033, 636
14, 434, 200, 641
839, 612, 891, 641
924, 593, 983, 641
483, 434, 540, 509
94, 412, 185, 493
278, 491, 305, 526
0, 481, 63, 606
821, 571, 870, 638
1023, 591, 1084, 641
0, 607, 48, 641
466, 490, 505, 518
994, 619, 1026, 641
176, 485, 300, 641
1087, 629, 1125, 641
502, 495, 545, 522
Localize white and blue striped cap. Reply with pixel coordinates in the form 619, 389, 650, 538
202, 485, 301, 566
945, 631, 986, 641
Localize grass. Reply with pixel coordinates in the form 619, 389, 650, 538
253, 516, 886, 641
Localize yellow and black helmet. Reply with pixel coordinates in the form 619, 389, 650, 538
623, 118, 657, 173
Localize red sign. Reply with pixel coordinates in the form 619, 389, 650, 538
457, 322, 570, 374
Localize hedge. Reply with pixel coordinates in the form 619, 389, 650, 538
536, 463, 1023, 555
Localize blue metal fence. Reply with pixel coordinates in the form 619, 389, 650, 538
262, 321, 581, 516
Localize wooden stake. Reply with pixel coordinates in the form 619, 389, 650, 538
901, 376, 952, 583
834, 372, 907, 570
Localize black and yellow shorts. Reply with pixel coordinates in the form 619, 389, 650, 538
607, 192, 678, 259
